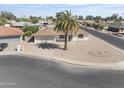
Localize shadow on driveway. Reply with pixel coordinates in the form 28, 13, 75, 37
36, 43, 63, 50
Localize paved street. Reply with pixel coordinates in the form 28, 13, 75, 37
80, 26, 124, 50
0, 55, 124, 88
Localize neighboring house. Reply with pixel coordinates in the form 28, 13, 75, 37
11, 21, 46, 28
0, 26, 24, 43
11, 22, 34, 28
108, 24, 124, 34
33, 27, 89, 44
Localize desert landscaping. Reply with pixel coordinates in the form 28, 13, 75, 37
52, 35, 124, 63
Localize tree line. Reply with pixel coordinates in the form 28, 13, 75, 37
0, 11, 56, 25
0, 10, 123, 39
0, 11, 123, 24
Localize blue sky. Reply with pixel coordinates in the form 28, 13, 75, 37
0, 4, 124, 18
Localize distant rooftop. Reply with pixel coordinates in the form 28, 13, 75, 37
108, 24, 124, 29
11, 21, 42, 27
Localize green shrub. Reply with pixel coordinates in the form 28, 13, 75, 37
24, 31, 33, 37
92, 23, 98, 29
0, 19, 7, 25
32, 18, 39, 23
92, 23, 104, 30
99, 25, 104, 30
86, 23, 92, 27
22, 26, 39, 36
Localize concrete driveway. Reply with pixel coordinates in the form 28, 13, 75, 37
0, 55, 124, 88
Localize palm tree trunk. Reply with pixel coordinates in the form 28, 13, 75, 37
64, 31, 68, 50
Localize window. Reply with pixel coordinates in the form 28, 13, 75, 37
78, 34, 83, 38
59, 35, 65, 39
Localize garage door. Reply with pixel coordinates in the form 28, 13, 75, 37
35, 36, 54, 43
0, 36, 20, 43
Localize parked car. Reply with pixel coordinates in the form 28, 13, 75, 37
0, 43, 8, 51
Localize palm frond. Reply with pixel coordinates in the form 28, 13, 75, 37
54, 10, 79, 34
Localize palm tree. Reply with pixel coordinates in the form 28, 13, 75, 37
54, 10, 79, 50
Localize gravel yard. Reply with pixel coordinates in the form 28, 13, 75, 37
52, 35, 124, 63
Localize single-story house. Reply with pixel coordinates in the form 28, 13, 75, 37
108, 24, 124, 34
10, 22, 31, 28
0, 26, 24, 43
33, 27, 89, 43
10, 21, 48, 28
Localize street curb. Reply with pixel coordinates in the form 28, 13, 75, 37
49, 58, 118, 70
0, 52, 123, 70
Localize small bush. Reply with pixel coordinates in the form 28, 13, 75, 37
24, 31, 33, 37
92, 23, 99, 29
22, 26, 39, 36
99, 25, 104, 30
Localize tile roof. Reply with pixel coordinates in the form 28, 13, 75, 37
33, 27, 57, 36
0, 26, 24, 37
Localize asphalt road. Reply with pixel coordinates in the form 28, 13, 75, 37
0, 55, 124, 88
80, 26, 124, 50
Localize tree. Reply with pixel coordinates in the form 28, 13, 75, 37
119, 16, 123, 21
54, 10, 79, 50
85, 15, 94, 20
31, 18, 39, 23
111, 14, 119, 23
0, 11, 16, 25
0, 11, 16, 20
111, 14, 118, 20
16, 17, 30, 22
22, 26, 39, 36
56, 12, 62, 19
29, 16, 39, 23
0, 19, 7, 25
46, 16, 54, 21
94, 16, 101, 23
105, 17, 112, 21
78, 16, 83, 20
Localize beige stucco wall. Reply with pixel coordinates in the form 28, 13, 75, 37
34, 34, 89, 44
34, 36, 56, 43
